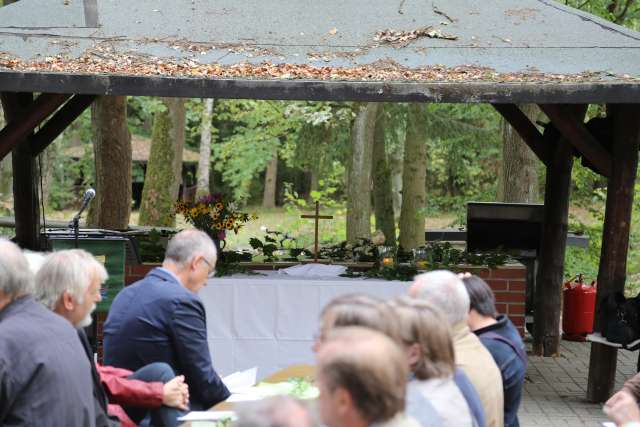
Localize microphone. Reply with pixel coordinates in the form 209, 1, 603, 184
69, 188, 96, 229
81, 188, 96, 205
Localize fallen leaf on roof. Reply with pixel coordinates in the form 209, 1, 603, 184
374, 26, 458, 46
329, 28, 338, 35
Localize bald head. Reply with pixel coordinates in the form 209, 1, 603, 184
409, 270, 470, 326
0, 239, 34, 301
317, 326, 407, 424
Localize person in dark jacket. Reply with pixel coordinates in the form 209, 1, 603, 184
0, 239, 95, 427
33, 249, 189, 427
461, 274, 527, 427
104, 229, 230, 410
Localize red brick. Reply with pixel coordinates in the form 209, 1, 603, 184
491, 267, 526, 280
507, 304, 526, 315
486, 279, 508, 292
508, 281, 526, 292
510, 316, 525, 326
495, 292, 526, 303
495, 303, 508, 314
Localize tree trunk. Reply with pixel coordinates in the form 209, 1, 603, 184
346, 103, 379, 243
262, 147, 278, 209
399, 104, 428, 250
498, 104, 540, 203
87, 96, 132, 230
0, 101, 11, 200
139, 98, 185, 227
372, 105, 396, 245
196, 98, 214, 198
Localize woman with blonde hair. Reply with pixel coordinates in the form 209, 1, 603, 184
388, 296, 474, 427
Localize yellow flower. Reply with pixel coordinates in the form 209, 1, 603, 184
251, 212, 258, 220
212, 212, 220, 220
215, 202, 224, 210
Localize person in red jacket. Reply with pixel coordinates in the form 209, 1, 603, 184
98, 362, 188, 427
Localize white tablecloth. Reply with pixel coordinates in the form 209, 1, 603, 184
200, 272, 411, 378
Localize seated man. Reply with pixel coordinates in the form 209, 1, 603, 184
235, 396, 316, 427
0, 239, 94, 426
34, 249, 188, 427
104, 229, 230, 410
316, 326, 420, 427
462, 274, 527, 427
410, 270, 504, 427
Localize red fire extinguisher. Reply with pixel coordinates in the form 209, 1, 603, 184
563, 274, 597, 340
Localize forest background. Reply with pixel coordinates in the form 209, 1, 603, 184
0, 0, 639, 290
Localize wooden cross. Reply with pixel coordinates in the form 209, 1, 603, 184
300, 201, 333, 263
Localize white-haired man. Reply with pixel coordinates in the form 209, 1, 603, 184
0, 239, 95, 426
104, 229, 230, 410
34, 249, 189, 427
409, 270, 504, 427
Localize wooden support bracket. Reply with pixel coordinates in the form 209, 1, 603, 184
0, 92, 70, 160
31, 95, 96, 156
492, 104, 550, 166
539, 104, 612, 177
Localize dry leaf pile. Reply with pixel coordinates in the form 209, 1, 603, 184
0, 47, 635, 84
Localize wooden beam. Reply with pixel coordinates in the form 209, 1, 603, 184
493, 104, 550, 166
533, 133, 574, 356
587, 104, 640, 402
1, 92, 41, 250
31, 95, 96, 156
0, 92, 70, 161
539, 104, 612, 177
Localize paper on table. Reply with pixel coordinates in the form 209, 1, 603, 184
177, 411, 236, 421
222, 367, 258, 393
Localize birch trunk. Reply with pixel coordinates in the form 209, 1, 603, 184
196, 98, 214, 198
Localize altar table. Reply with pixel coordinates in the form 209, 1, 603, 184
199, 272, 411, 378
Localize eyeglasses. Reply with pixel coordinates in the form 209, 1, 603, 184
201, 258, 216, 279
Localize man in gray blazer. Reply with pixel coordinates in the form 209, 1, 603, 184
0, 239, 95, 426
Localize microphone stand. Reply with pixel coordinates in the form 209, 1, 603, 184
69, 194, 93, 249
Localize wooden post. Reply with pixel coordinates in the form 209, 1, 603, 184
1, 92, 41, 250
533, 105, 586, 356
587, 104, 640, 402
533, 134, 573, 356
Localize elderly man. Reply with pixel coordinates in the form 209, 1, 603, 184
104, 229, 230, 410
409, 270, 504, 427
34, 249, 189, 427
462, 274, 527, 427
316, 326, 420, 427
0, 239, 95, 426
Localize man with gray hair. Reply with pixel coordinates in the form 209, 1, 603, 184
104, 229, 230, 410
409, 270, 504, 427
0, 239, 95, 426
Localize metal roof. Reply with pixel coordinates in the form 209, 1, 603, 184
0, 0, 639, 102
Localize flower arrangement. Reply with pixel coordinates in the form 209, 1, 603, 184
175, 194, 257, 241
